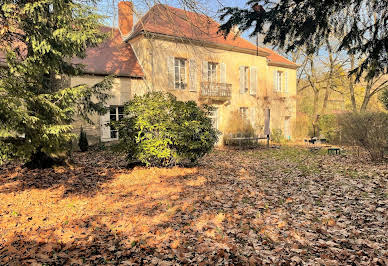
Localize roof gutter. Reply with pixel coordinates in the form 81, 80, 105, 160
268, 61, 299, 69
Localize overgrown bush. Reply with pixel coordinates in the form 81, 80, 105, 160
115, 92, 219, 166
223, 110, 256, 146
271, 129, 285, 143
224, 110, 255, 137
318, 114, 340, 143
78, 127, 89, 152
338, 112, 388, 160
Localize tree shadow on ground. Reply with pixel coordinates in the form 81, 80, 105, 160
0, 151, 126, 196
0, 168, 252, 265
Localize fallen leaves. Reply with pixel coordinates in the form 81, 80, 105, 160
0, 147, 387, 264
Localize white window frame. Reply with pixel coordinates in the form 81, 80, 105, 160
174, 58, 187, 90
208, 108, 219, 130
109, 106, 124, 139
276, 71, 283, 92
244, 66, 249, 92
208, 62, 218, 83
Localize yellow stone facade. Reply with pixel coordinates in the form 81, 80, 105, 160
71, 34, 297, 145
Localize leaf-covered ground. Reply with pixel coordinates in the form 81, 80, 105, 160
0, 147, 387, 265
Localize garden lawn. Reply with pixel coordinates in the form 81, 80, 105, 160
0, 147, 387, 264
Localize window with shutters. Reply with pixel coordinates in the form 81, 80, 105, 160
274, 70, 285, 92
240, 66, 257, 95
208, 62, 218, 83
110, 106, 124, 139
174, 58, 187, 90
243, 67, 249, 93
277, 71, 283, 92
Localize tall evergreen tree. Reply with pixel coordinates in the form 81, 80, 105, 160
0, 0, 112, 165
219, 0, 387, 81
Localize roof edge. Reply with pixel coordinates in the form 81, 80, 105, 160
126, 31, 270, 57
268, 61, 299, 69
80, 71, 144, 78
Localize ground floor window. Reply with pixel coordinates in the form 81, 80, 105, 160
175, 58, 187, 90
208, 107, 219, 130
110, 106, 124, 139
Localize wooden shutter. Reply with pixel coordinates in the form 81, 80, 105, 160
167, 56, 175, 90
100, 105, 111, 142
220, 63, 226, 83
273, 70, 277, 91
239, 66, 245, 94
189, 59, 197, 91
284, 72, 288, 93
250, 66, 257, 95
202, 61, 208, 82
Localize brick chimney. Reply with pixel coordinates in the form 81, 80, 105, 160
118, 1, 133, 37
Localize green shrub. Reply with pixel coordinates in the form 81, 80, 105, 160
115, 92, 219, 166
318, 114, 340, 143
338, 112, 388, 160
78, 127, 89, 152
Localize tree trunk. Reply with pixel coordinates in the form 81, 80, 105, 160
360, 82, 372, 112
312, 89, 320, 137
348, 55, 357, 112
321, 87, 330, 114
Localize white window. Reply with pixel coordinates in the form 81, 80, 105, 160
274, 70, 286, 92
239, 107, 248, 120
240, 66, 257, 95
208, 62, 218, 83
244, 67, 249, 92
174, 58, 187, 90
110, 106, 124, 139
277, 71, 282, 92
208, 108, 219, 130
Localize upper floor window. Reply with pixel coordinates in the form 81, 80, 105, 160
174, 58, 187, 90
208, 62, 218, 83
273, 70, 288, 92
277, 71, 283, 92
239, 66, 257, 95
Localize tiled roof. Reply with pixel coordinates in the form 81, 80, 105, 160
129, 4, 297, 68
1, 27, 144, 77
261, 47, 296, 67
73, 26, 144, 77
130, 5, 266, 52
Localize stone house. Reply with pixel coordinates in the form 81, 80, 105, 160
71, 1, 299, 144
